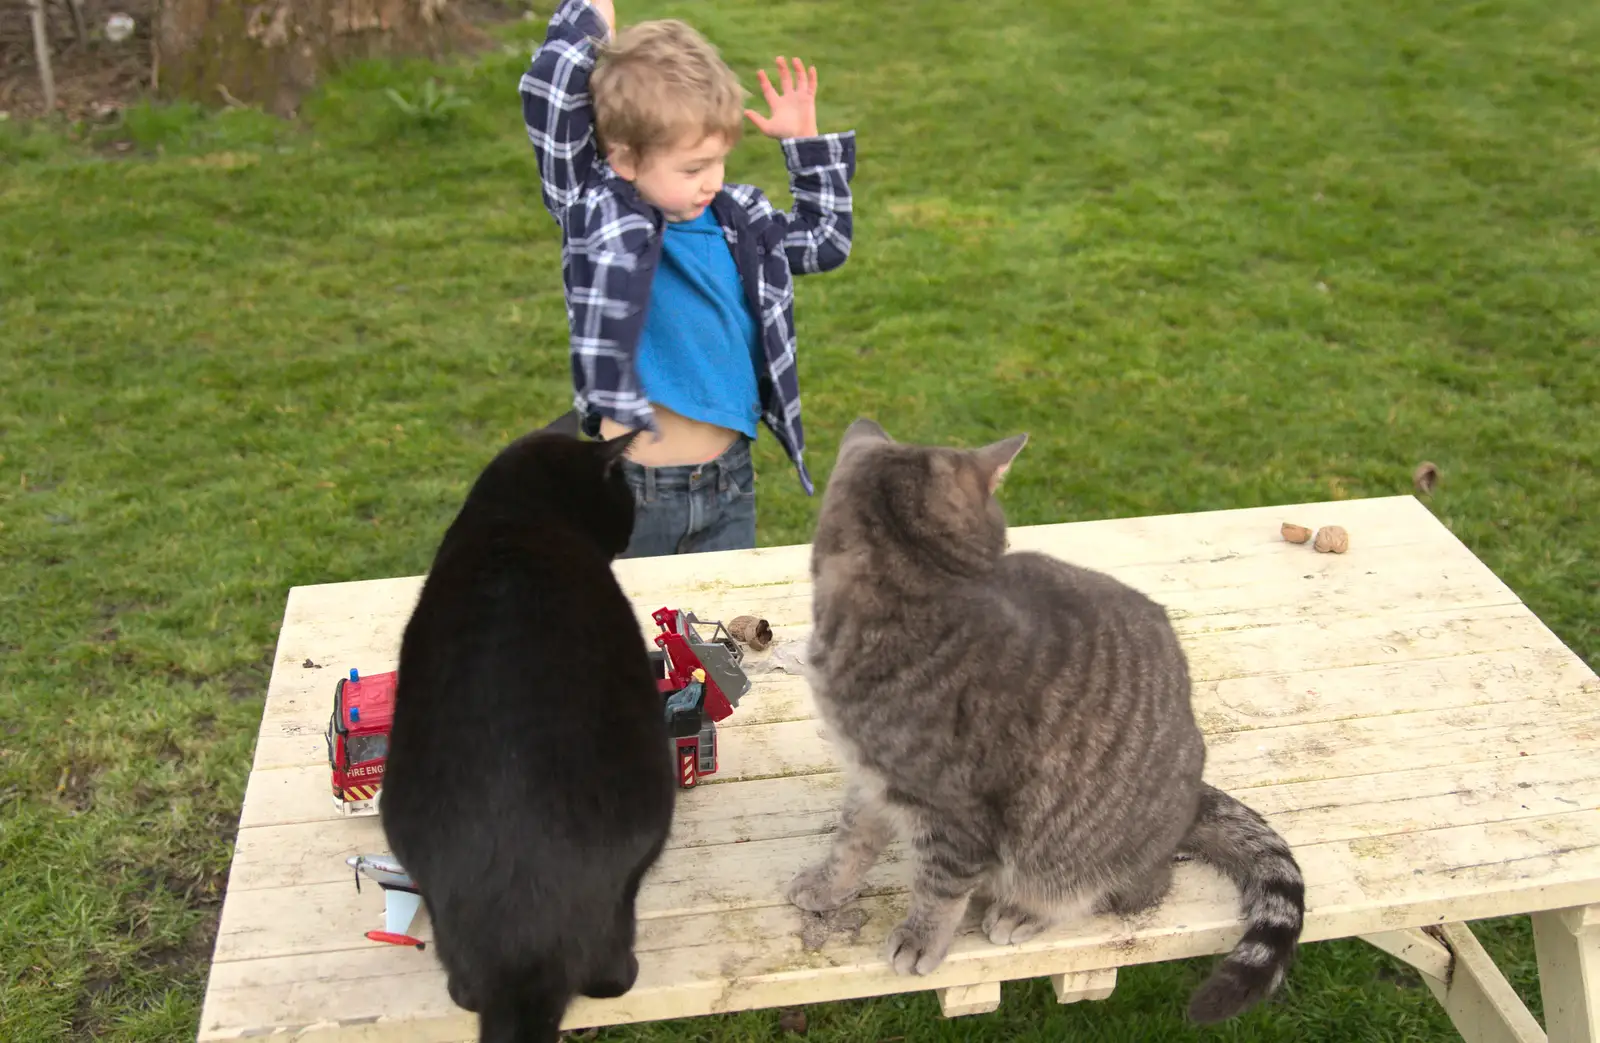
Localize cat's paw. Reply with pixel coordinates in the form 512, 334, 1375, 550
982, 902, 1049, 946
786, 862, 854, 913
886, 920, 952, 976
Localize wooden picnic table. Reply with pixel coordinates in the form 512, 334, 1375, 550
197, 494, 1600, 1043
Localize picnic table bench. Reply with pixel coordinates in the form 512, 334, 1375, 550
198, 494, 1600, 1042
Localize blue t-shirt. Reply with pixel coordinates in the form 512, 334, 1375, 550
634, 209, 763, 438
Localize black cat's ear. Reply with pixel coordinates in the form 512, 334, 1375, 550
838, 417, 892, 460
539, 410, 584, 437
598, 429, 642, 473
975, 434, 1028, 494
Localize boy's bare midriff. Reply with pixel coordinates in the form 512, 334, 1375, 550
598, 402, 741, 466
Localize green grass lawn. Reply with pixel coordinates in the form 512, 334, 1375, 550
2, 0, 1596, 1038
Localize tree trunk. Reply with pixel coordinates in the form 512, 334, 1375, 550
154, 0, 480, 116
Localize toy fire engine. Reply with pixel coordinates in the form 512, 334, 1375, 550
335, 610, 753, 948
650, 607, 751, 788
324, 607, 753, 815
325, 667, 396, 817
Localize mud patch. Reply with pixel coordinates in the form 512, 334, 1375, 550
156, 736, 184, 765
70, 967, 119, 1041
139, 914, 219, 978
798, 905, 869, 951
0, 0, 521, 122
53, 756, 99, 812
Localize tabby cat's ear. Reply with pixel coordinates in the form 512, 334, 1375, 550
838, 417, 892, 459
976, 434, 1028, 494
598, 429, 642, 473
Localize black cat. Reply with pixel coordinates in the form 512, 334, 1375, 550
380, 425, 676, 1043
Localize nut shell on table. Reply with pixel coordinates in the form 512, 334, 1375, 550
1313, 525, 1349, 553
727, 615, 773, 650
1281, 522, 1313, 544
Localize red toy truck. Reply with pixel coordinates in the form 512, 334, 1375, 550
323, 607, 754, 809
325, 667, 396, 816
649, 607, 751, 788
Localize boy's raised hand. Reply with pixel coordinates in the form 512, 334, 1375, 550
744, 57, 819, 139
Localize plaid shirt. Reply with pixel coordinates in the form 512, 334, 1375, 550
519, 0, 856, 495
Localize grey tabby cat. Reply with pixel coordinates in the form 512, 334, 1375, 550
787, 419, 1305, 1023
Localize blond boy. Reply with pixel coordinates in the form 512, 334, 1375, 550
520, 0, 856, 557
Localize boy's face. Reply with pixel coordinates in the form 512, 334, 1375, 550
611, 133, 732, 223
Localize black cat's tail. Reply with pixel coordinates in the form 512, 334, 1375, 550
477, 976, 570, 1043
1177, 783, 1306, 1023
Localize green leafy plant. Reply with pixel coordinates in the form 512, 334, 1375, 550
383, 79, 471, 127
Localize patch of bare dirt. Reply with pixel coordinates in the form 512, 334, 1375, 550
1, 0, 155, 120
1, 0, 519, 123
798, 905, 869, 951
53, 753, 99, 812
69, 966, 119, 1041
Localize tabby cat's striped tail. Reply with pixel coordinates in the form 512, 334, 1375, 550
1178, 783, 1305, 1023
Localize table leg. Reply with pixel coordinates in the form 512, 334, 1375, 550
937, 981, 1001, 1017
1052, 968, 1117, 1004
1533, 905, 1600, 1043
1362, 928, 1454, 982
1408, 923, 1545, 1043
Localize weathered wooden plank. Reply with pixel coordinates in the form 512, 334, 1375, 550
261, 669, 816, 739
604, 535, 1522, 638
256, 497, 1466, 657
257, 684, 1600, 798
256, 525, 1523, 722
200, 811, 1600, 1040
249, 601, 1579, 773
236, 644, 1599, 832
625, 527, 1520, 632
264, 624, 1592, 757
252, 537, 1523, 742
212, 808, 1600, 971
1195, 643, 1596, 731
259, 645, 1570, 786
225, 747, 1600, 895
599, 494, 1447, 599
232, 772, 846, 887
262, 579, 1561, 748
253, 494, 1494, 685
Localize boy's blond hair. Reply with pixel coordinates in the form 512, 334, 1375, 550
591, 19, 745, 163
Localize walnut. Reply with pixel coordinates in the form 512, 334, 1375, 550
1281, 522, 1313, 544
1313, 525, 1349, 553
727, 615, 773, 650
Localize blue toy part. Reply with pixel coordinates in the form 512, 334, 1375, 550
350, 668, 360, 682
663, 679, 704, 722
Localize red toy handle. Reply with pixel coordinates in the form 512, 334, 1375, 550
366, 930, 427, 949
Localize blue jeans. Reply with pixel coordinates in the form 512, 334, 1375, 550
618, 437, 757, 559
